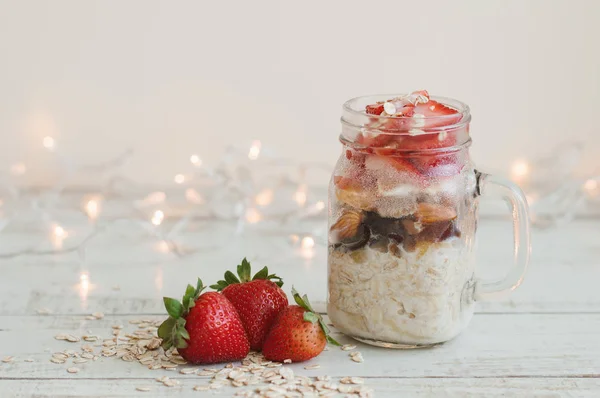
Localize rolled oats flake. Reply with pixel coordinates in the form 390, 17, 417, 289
350, 351, 364, 363
303, 364, 320, 370
179, 367, 197, 375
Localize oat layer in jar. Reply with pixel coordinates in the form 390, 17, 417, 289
327, 91, 531, 348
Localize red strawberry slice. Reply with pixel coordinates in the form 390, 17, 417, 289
397, 101, 460, 151
357, 106, 416, 148
366, 102, 384, 115
414, 153, 464, 177
364, 154, 427, 185
359, 92, 465, 178
412, 100, 462, 130
356, 131, 393, 148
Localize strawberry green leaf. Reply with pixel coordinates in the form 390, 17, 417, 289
303, 311, 320, 324
182, 279, 205, 312
172, 329, 189, 349
237, 258, 252, 282
302, 294, 315, 312
326, 335, 341, 346
195, 278, 205, 296
158, 317, 176, 350
319, 319, 340, 346
212, 259, 284, 290
252, 266, 269, 280
291, 287, 310, 311
163, 297, 183, 318
224, 271, 240, 285
265, 273, 283, 287
181, 284, 195, 311
178, 325, 190, 341
210, 280, 228, 291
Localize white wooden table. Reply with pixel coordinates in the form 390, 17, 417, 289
1, 216, 599, 397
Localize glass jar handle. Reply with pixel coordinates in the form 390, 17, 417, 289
474, 171, 531, 301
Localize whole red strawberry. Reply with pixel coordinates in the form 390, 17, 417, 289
262, 288, 339, 362
158, 279, 250, 364
211, 258, 288, 351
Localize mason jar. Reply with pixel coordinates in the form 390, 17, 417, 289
327, 92, 531, 348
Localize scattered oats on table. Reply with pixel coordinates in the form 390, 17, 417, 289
66, 334, 80, 342
135, 387, 151, 392
350, 351, 364, 363
92, 312, 104, 319
179, 367, 197, 375
66, 367, 79, 374
304, 364, 320, 370
341, 344, 357, 351
2, 356, 14, 363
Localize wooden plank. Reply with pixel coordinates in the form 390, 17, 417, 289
0, 378, 599, 398
0, 314, 599, 380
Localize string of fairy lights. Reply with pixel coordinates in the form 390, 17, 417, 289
0, 136, 328, 260
0, 136, 598, 261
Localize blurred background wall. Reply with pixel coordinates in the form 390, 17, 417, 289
0, 0, 598, 186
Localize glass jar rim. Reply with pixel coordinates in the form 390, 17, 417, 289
341, 94, 471, 133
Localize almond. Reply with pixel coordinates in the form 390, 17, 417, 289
414, 203, 456, 224
335, 187, 374, 211
330, 209, 365, 246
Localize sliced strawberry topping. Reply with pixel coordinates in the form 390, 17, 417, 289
366, 102, 385, 115
413, 153, 464, 177
357, 91, 466, 178
384, 156, 422, 175
412, 100, 462, 129
356, 129, 393, 148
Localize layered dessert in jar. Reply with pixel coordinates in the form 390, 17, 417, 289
328, 90, 479, 347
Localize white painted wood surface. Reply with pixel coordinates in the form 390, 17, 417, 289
0, 217, 599, 397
